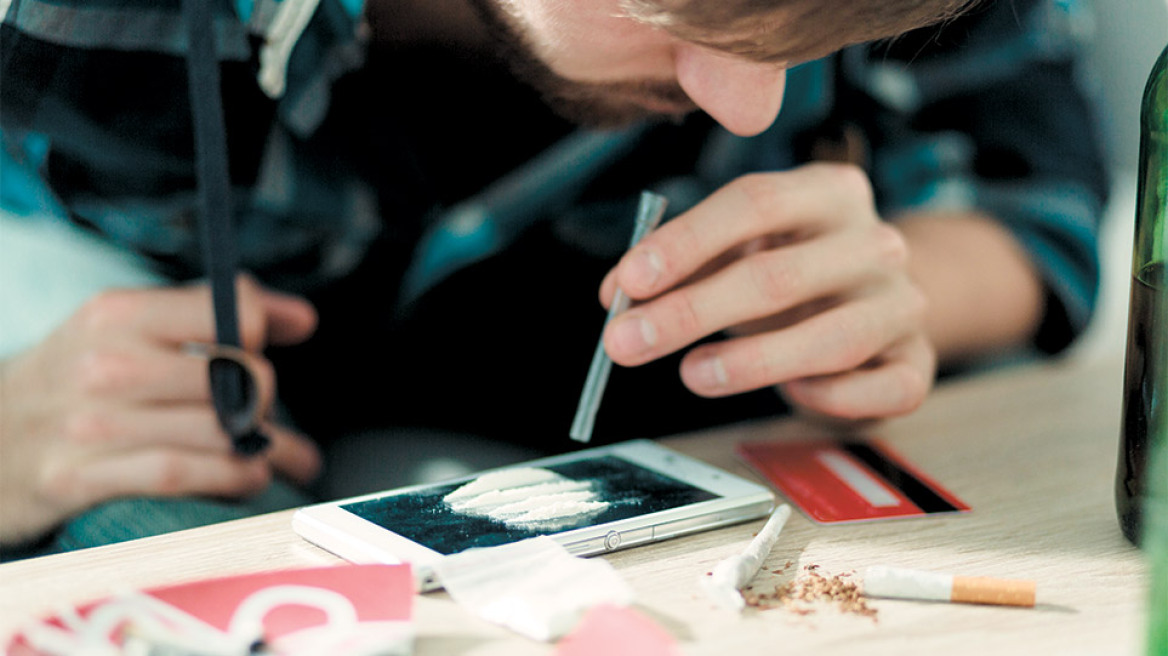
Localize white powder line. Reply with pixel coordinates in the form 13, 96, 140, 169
443, 467, 564, 502
444, 467, 610, 530
498, 501, 609, 525
485, 491, 599, 518
448, 480, 593, 512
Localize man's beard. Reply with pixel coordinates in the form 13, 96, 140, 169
463, 0, 698, 128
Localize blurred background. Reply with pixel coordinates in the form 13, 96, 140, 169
1074, 0, 1168, 362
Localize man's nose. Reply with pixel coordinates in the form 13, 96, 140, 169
674, 44, 786, 137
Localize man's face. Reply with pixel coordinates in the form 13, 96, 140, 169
471, 0, 789, 137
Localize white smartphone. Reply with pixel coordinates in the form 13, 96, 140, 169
292, 439, 774, 591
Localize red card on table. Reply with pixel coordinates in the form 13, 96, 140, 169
737, 439, 970, 524
7, 564, 413, 655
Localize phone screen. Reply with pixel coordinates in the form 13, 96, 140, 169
340, 455, 720, 555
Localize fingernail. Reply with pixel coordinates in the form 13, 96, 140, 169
629, 247, 663, 290
693, 356, 730, 389
609, 315, 657, 356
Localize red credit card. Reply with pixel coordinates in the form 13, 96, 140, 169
737, 439, 970, 524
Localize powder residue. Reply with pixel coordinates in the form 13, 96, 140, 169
444, 467, 563, 502
444, 467, 609, 530
448, 480, 593, 512
483, 490, 599, 518
741, 565, 878, 621
491, 499, 609, 524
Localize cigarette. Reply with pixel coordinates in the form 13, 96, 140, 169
701, 504, 792, 611
569, 191, 668, 443
862, 565, 1036, 607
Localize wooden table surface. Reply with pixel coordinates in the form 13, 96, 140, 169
0, 351, 1150, 655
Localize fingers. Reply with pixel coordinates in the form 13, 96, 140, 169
263, 421, 322, 485
591, 164, 939, 423
780, 336, 936, 419
262, 289, 319, 346
56, 406, 319, 476
677, 280, 928, 397
58, 406, 235, 454
608, 163, 875, 302
55, 404, 313, 461
71, 344, 212, 402
604, 222, 906, 366
42, 450, 274, 511
43, 415, 319, 512
70, 341, 277, 407
3, 278, 316, 543
77, 275, 316, 351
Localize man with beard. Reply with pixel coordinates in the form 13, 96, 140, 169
0, 0, 1108, 558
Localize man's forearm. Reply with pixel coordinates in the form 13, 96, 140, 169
895, 211, 1046, 365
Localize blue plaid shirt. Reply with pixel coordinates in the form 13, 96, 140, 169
0, 0, 1109, 354
1, 0, 378, 292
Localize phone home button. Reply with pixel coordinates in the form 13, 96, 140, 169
604, 530, 622, 551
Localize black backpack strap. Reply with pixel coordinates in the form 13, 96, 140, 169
182, 0, 269, 455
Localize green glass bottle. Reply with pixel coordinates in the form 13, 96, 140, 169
1147, 442, 1167, 655
1116, 43, 1167, 548
1141, 44, 1168, 648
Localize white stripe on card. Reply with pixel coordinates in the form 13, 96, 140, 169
816, 450, 901, 508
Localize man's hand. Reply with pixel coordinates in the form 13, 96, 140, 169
0, 276, 321, 546
600, 163, 936, 421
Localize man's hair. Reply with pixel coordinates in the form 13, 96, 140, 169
622, 0, 979, 64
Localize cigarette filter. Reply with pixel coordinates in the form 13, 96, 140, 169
862, 565, 1036, 607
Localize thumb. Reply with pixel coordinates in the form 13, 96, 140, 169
262, 290, 318, 346
263, 421, 322, 485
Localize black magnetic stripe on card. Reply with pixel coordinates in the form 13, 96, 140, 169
839, 442, 959, 513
